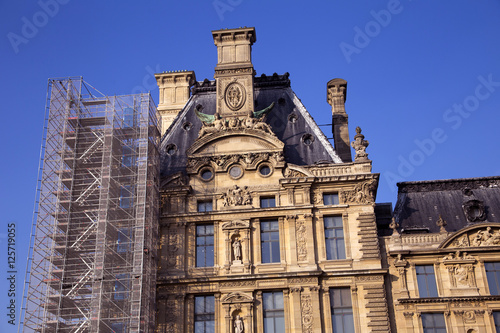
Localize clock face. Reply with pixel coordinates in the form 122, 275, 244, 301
225, 82, 246, 111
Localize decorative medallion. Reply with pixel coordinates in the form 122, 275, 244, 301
225, 82, 246, 111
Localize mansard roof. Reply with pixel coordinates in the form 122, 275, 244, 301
393, 176, 500, 234
159, 73, 342, 176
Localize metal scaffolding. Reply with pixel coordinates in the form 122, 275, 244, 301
20, 77, 160, 333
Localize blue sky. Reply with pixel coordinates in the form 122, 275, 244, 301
1, 0, 500, 331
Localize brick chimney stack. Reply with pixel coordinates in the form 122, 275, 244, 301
327, 78, 352, 163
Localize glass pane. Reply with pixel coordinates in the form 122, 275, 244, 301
275, 316, 285, 333
262, 244, 271, 263
205, 320, 215, 333
274, 292, 284, 309
337, 239, 346, 259
206, 246, 214, 266
195, 297, 205, 314
205, 296, 215, 312
194, 322, 204, 333
271, 242, 280, 263
427, 275, 438, 297
264, 318, 274, 333
270, 231, 280, 241
263, 292, 274, 309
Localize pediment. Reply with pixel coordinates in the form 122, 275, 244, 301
439, 223, 500, 249
221, 291, 254, 304
221, 220, 250, 230
187, 129, 284, 157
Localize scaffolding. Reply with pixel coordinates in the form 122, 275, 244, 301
20, 77, 160, 333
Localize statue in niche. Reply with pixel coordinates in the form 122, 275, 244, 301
233, 238, 242, 261
234, 315, 244, 333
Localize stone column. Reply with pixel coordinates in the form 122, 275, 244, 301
303, 213, 315, 265
255, 291, 263, 333
308, 286, 321, 333
157, 295, 167, 333
225, 230, 231, 273
322, 287, 332, 333
278, 217, 286, 265
243, 228, 251, 273
285, 215, 298, 266
289, 287, 303, 332
283, 289, 291, 332
186, 295, 194, 333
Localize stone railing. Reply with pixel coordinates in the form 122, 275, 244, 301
388, 233, 448, 252
307, 161, 372, 177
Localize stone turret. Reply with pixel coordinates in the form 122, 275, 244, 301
212, 27, 256, 118
155, 70, 196, 135
327, 78, 352, 163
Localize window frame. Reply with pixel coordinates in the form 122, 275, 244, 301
324, 216, 346, 260
194, 295, 215, 333
262, 291, 285, 333
421, 312, 447, 333
197, 200, 213, 213
260, 196, 276, 208
330, 287, 355, 333
196, 224, 215, 268
323, 193, 340, 205
485, 262, 500, 295
260, 220, 280, 264
415, 264, 439, 298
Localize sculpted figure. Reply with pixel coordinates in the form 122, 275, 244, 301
233, 238, 242, 261
234, 315, 244, 333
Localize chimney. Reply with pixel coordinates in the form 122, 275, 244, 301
327, 78, 352, 162
212, 27, 256, 118
155, 70, 196, 135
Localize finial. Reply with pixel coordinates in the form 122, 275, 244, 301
436, 214, 447, 233
351, 126, 370, 162
390, 217, 400, 237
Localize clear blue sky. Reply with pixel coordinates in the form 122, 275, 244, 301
1, 0, 500, 331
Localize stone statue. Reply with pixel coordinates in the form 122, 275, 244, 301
233, 238, 242, 261
351, 126, 369, 162
234, 315, 244, 333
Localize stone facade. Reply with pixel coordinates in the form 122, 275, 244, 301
155, 27, 500, 333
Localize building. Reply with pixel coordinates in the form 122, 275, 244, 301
20, 27, 500, 333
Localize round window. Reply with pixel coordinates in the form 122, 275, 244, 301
229, 165, 243, 178
166, 144, 177, 155
259, 165, 271, 176
201, 169, 213, 181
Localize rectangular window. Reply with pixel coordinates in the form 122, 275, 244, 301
421, 313, 446, 333
194, 295, 215, 333
114, 273, 129, 300
324, 216, 346, 260
485, 262, 500, 295
263, 292, 285, 333
123, 107, 136, 128
493, 311, 500, 332
196, 225, 214, 267
330, 288, 355, 333
117, 228, 131, 253
323, 193, 339, 205
416, 265, 438, 297
260, 196, 276, 208
197, 200, 213, 212
122, 145, 134, 167
119, 185, 133, 209
261, 220, 280, 264
110, 322, 126, 333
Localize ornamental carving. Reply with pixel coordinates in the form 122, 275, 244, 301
197, 114, 274, 138
296, 220, 308, 261
225, 82, 246, 111
187, 152, 282, 174
446, 264, 476, 288
220, 185, 252, 207
351, 126, 369, 162
340, 179, 377, 204
221, 292, 253, 304
444, 226, 500, 249
220, 280, 256, 288
300, 294, 313, 333
221, 220, 250, 230
463, 199, 486, 222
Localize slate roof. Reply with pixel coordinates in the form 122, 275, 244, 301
393, 176, 500, 233
159, 73, 342, 177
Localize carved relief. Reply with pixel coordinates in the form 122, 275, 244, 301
446, 264, 476, 288
220, 185, 252, 207
232, 238, 242, 261
167, 229, 181, 267
296, 219, 308, 261
220, 280, 256, 288
225, 81, 246, 111
284, 168, 308, 178
340, 178, 377, 204
442, 225, 500, 249
300, 294, 313, 333
187, 151, 282, 174
463, 199, 486, 222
